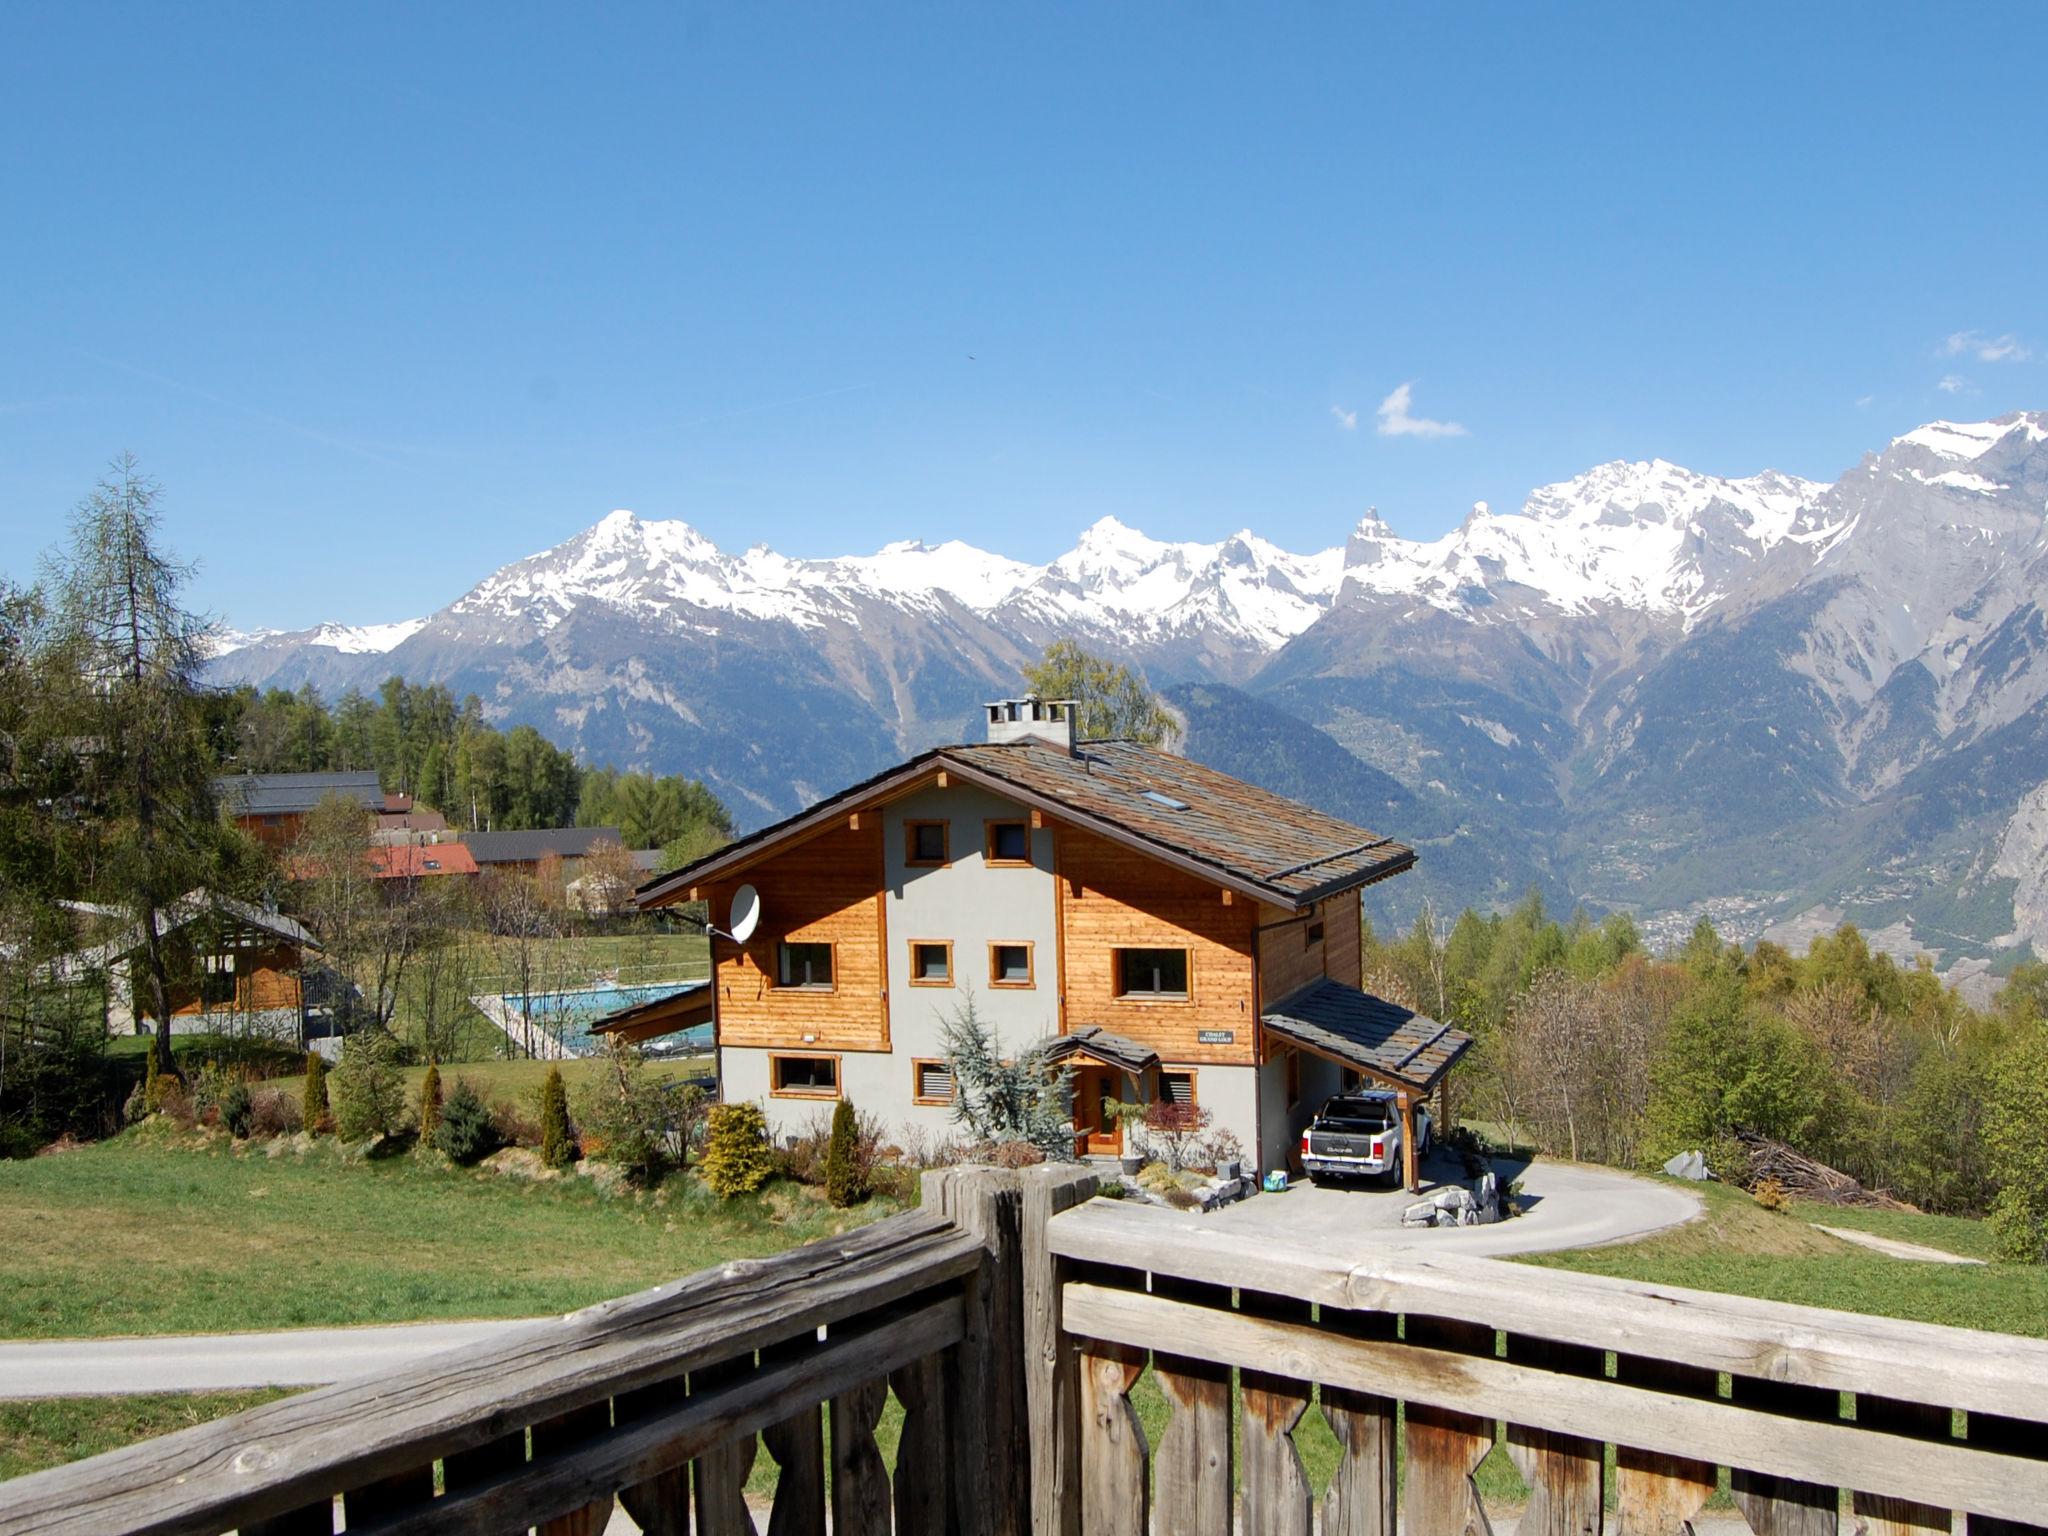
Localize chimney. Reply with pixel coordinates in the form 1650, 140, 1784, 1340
984, 694, 1078, 753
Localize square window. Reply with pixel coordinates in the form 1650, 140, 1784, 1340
914, 1059, 956, 1104
1116, 947, 1189, 999
906, 821, 950, 866
985, 820, 1030, 865
990, 943, 1033, 987
1305, 920, 1324, 949
911, 941, 953, 986
777, 942, 834, 989
771, 1055, 839, 1097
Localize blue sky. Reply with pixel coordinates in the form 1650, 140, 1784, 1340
2, 3, 2043, 631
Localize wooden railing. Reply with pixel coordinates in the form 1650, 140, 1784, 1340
1043, 1196, 2048, 1534
8, 1162, 2048, 1534
0, 1165, 1094, 1536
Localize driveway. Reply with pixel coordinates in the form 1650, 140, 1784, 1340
1200, 1147, 1702, 1257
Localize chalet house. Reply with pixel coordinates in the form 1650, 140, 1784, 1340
368, 842, 479, 883
463, 826, 625, 880
216, 770, 388, 847
638, 696, 1470, 1181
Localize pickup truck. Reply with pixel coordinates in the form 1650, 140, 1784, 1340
1298, 1091, 1431, 1185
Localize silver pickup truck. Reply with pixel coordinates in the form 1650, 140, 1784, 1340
1298, 1091, 1432, 1184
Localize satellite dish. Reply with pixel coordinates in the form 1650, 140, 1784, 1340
727, 884, 761, 945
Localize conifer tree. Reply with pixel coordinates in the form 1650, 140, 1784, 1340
418, 1062, 443, 1144
539, 1063, 573, 1169
302, 1051, 329, 1133
823, 1098, 862, 1207
700, 1102, 773, 1197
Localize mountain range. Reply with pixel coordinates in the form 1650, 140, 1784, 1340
214, 412, 2048, 989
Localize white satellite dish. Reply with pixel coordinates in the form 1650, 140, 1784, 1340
727, 884, 762, 945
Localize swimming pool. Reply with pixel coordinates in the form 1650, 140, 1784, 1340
492, 982, 712, 1057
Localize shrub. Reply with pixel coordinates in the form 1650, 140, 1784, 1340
990, 1138, 1047, 1169
416, 1063, 441, 1141
492, 1099, 541, 1149
1985, 1022, 2048, 1263
248, 1087, 302, 1137
540, 1064, 575, 1170
571, 1043, 703, 1187
331, 1034, 409, 1143
824, 1099, 863, 1207
701, 1102, 774, 1198
1752, 1176, 1788, 1212
221, 1081, 254, 1139
1141, 1099, 1212, 1175
301, 1053, 330, 1134
436, 1080, 500, 1165
939, 997, 1074, 1159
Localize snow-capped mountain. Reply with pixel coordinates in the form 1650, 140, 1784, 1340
211, 413, 2048, 979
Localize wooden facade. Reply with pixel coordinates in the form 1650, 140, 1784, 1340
152, 940, 304, 1018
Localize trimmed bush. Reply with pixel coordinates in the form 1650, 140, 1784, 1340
700, 1102, 774, 1198
436, 1080, 500, 1166
823, 1099, 863, 1207
540, 1064, 574, 1170
331, 1034, 409, 1143
302, 1053, 330, 1134
221, 1081, 254, 1139
418, 1063, 443, 1144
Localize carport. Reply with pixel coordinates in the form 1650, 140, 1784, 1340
1262, 979, 1473, 1191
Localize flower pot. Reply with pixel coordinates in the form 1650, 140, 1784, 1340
1118, 1153, 1145, 1177
1216, 1159, 1241, 1182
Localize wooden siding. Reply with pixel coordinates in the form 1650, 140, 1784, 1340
160, 943, 303, 1017
1055, 827, 1257, 1066
1324, 888, 1362, 989
1256, 904, 1325, 1009
707, 817, 889, 1053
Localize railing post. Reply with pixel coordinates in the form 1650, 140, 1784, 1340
1019, 1162, 1100, 1536
925, 1165, 1029, 1536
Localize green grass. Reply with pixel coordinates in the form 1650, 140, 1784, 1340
0, 1132, 903, 1340
1522, 1179, 2048, 1337
0, 1392, 289, 1481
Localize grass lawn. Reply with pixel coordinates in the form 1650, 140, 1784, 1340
0, 1131, 904, 1341
1522, 1178, 2048, 1337
0, 1392, 288, 1481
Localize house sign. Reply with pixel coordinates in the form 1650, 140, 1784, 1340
1196, 1029, 1235, 1044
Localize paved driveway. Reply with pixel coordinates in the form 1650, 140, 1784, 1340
1201, 1148, 1702, 1257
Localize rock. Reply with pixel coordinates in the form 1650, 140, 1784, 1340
1662, 1150, 1713, 1182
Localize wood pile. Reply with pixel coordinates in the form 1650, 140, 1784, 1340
1733, 1129, 1915, 1211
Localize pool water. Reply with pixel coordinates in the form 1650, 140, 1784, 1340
495, 982, 712, 1056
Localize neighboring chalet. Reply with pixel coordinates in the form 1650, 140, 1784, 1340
367, 842, 479, 883
55, 890, 320, 1043
463, 826, 625, 880
638, 696, 1471, 1184
216, 770, 389, 847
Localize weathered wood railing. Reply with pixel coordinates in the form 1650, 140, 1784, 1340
0, 1165, 1094, 1536
1044, 1197, 2048, 1534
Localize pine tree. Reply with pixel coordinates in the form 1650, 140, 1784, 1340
540, 1063, 574, 1170
700, 1102, 774, 1197
940, 997, 1075, 1158
823, 1099, 862, 1207
418, 1062, 443, 1144
302, 1051, 329, 1134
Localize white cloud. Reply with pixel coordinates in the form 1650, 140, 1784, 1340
1330, 405, 1358, 431
1375, 382, 1467, 439
1854, 394, 1875, 408
1942, 330, 2032, 363
1937, 374, 1971, 395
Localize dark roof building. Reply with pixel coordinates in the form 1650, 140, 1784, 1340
215, 771, 386, 819
464, 826, 624, 868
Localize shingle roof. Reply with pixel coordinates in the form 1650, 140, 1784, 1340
639, 738, 1413, 912
368, 843, 479, 879
1045, 1025, 1161, 1075
215, 771, 384, 817
463, 827, 623, 865
55, 891, 320, 978
1261, 979, 1471, 1092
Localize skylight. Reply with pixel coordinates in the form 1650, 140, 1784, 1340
1141, 790, 1191, 812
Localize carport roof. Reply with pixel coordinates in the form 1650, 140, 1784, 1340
1046, 1026, 1160, 1076
1261, 979, 1471, 1093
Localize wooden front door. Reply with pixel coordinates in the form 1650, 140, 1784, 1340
1072, 1066, 1122, 1157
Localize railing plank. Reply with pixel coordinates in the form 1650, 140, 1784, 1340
0, 1208, 983, 1536
1965, 1411, 2048, 1536
1019, 1164, 1098, 1536
1241, 1289, 1315, 1536
1060, 1281, 2048, 1524
240, 1500, 334, 1536
690, 1356, 760, 1536
1045, 1203, 2048, 1422
828, 1376, 891, 1536
614, 1380, 691, 1536
1402, 1316, 1497, 1536
1851, 1397, 1952, 1536
1611, 1354, 1716, 1536
758, 1334, 825, 1536
928, 1168, 1030, 1536
344, 1463, 438, 1528
888, 1352, 950, 1536
1729, 1378, 1840, 1536
1151, 1276, 1235, 1536
1505, 1335, 1606, 1535
536, 1401, 617, 1536
1318, 1307, 1398, 1536
1078, 1337, 1148, 1536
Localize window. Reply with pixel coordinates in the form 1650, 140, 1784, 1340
1115, 947, 1189, 999
912, 1058, 956, 1105
909, 940, 953, 987
200, 966, 237, 1009
984, 819, 1031, 865
1159, 1070, 1196, 1107
1304, 920, 1324, 950
989, 942, 1034, 988
776, 941, 834, 989
905, 820, 950, 866
770, 1054, 840, 1098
